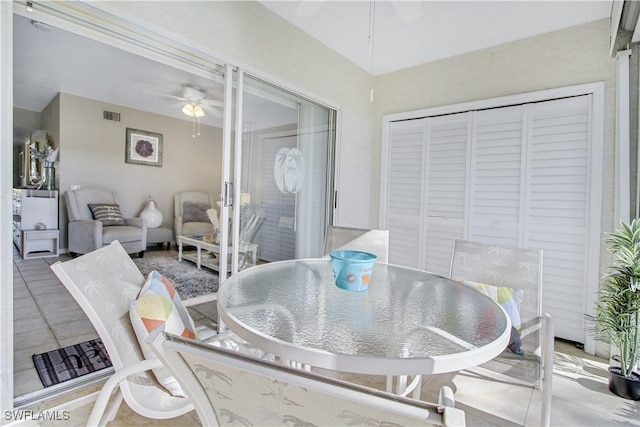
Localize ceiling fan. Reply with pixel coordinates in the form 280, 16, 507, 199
165, 86, 223, 111
162, 85, 223, 137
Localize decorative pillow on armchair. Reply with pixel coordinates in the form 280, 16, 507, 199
130, 270, 200, 397
463, 280, 525, 355
182, 201, 211, 223
88, 203, 125, 226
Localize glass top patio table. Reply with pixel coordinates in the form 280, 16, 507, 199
217, 259, 511, 375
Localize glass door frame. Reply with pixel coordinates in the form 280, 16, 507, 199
217, 66, 244, 282
219, 70, 338, 280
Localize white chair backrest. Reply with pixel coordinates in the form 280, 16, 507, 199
150, 331, 465, 427
449, 239, 542, 327
239, 214, 265, 243
324, 225, 389, 263
50, 241, 190, 420
449, 238, 547, 391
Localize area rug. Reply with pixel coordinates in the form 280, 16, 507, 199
133, 255, 219, 300
32, 338, 112, 388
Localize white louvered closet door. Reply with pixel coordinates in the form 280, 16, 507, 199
384, 94, 594, 343
527, 96, 590, 343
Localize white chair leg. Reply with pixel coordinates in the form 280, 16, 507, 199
541, 313, 554, 427
104, 391, 124, 423
88, 359, 163, 426
411, 375, 422, 399
397, 375, 422, 398
386, 375, 393, 393
395, 375, 408, 395
88, 383, 120, 427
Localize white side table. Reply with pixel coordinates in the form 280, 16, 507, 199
21, 229, 59, 259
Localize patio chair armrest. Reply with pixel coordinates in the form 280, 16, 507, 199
88, 359, 163, 427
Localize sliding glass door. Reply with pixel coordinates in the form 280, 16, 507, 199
5, 1, 337, 409
218, 72, 336, 280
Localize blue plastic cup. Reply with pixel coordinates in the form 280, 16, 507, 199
329, 250, 377, 291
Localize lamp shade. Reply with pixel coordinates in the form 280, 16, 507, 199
182, 103, 195, 117
193, 105, 205, 118
182, 103, 206, 118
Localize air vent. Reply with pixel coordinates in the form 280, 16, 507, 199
103, 111, 121, 122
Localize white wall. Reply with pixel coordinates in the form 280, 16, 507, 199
57, 93, 222, 249
372, 19, 616, 230
13, 107, 40, 129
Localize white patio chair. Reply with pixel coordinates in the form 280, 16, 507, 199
323, 225, 389, 263
237, 214, 265, 269
148, 330, 467, 427
449, 238, 554, 427
49, 240, 255, 426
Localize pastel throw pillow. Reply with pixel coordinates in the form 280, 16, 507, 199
88, 203, 125, 226
463, 280, 525, 355
182, 201, 210, 223
130, 270, 200, 397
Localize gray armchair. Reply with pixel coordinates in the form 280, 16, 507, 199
174, 191, 216, 238
65, 188, 147, 258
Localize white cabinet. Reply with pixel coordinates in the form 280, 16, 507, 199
12, 189, 59, 259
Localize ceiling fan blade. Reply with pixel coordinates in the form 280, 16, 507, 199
151, 91, 189, 102
201, 99, 224, 108
202, 104, 223, 117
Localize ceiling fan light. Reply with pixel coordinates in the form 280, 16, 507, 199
193, 105, 205, 118
182, 103, 195, 117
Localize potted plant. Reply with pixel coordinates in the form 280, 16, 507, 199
593, 219, 640, 400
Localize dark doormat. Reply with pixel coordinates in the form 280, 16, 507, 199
32, 338, 112, 387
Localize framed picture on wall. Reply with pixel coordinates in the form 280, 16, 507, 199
125, 128, 163, 167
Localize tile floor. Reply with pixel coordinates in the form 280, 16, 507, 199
12, 245, 216, 401
13, 249, 89, 399
11, 245, 640, 426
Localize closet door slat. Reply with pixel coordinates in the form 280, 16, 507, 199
387, 121, 426, 268
423, 113, 469, 275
